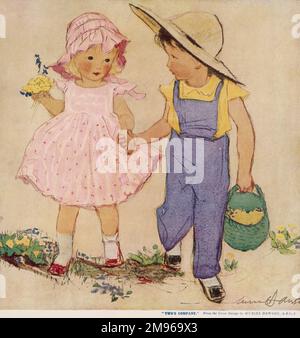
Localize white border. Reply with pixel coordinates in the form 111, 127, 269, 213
0, 310, 299, 318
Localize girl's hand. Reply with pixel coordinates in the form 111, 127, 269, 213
31, 91, 51, 104
126, 130, 136, 155
236, 173, 255, 192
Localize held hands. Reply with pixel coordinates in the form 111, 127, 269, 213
118, 130, 136, 155
236, 173, 255, 192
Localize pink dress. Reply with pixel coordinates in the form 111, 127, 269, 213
16, 78, 159, 209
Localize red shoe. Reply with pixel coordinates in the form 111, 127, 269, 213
48, 262, 70, 277
104, 242, 124, 268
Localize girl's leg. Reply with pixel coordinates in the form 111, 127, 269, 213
57, 205, 80, 234
95, 204, 119, 236
53, 205, 79, 266
95, 205, 123, 265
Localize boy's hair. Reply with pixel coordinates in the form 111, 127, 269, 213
155, 27, 224, 79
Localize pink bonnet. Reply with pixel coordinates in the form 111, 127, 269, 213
49, 12, 129, 80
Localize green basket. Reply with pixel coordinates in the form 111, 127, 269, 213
224, 184, 270, 251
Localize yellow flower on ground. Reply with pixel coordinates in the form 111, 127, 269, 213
276, 225, 286, 232
288, 224, 299, 231
6, 239, 14, 249
15, 237, 30, 247
33, 250, 40, 257
276, 233, 285, 242
225, 253, 235, 261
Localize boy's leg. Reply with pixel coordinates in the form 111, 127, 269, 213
193, 190, 228, 303
157, 173, 194, 252
193, 190, 228, 279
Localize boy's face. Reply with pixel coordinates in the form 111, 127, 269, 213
163, 42, 205, 81
74, 45, 118, 81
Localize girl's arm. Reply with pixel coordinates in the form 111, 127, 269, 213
229, 97, 255, 192
32, 92, 65, 116
113, 96, 135, 131
135, 102, 172, 142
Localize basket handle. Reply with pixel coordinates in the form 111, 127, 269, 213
228, 184, 267, 209
254, 184, 267, 209
228, 184, 240, 200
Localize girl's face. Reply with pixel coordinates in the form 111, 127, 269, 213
163, 42, 207, 81
74, 45, 118, 82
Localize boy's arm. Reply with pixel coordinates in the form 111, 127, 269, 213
229, 97, 255, 192
32, 92, 64, 116
135, 102, 171, 142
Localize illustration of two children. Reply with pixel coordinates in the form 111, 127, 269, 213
16, 3, 255, 303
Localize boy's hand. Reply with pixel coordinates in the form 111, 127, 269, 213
236, 173, 255, 192
118, 130, 136, 155
127, 130, 136, 155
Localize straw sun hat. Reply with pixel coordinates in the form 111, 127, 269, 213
129, 2, 239, 83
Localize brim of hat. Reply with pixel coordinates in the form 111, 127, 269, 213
129, 3, 240, 83
48, 53, 71, 68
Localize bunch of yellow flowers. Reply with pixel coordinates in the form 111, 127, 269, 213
21, 75, 53, 96
226, 208, 264, 226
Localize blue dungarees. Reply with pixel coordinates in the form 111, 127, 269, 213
156, 80, 230, 279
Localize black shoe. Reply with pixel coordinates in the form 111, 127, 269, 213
164, 253, 181, 268
199, 276, 226, 304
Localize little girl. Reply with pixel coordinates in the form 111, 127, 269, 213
16, 12, 158, 276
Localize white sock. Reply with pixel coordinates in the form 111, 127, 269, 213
167, 242, 181, 256
102, 233, 119, 259
199, 276, 221, 288
55, 233, 73, 266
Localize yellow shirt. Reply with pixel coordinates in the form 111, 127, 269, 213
160, 75, 249, 139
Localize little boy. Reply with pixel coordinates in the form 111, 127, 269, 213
130, 4, 255, 303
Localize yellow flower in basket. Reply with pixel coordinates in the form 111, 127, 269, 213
21, 75, 53, 95
227, 208, 264, 226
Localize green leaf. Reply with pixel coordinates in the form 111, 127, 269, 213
111, 296, 118, 302
224, 265, 232, 272
93, 283, 101, 288
126, 290, 133, 295
128, 254, 144, 264
278, 247, 296, 255
224, 259, 231, 267
276, 241, 286, 249
271, 239, 278, 248
158, 258, 164, 265
291, 236, 300, 244
232, 260, 238, 269
283, 229, 291, 241
269, 231, 276, 240
152, 244, 158, 250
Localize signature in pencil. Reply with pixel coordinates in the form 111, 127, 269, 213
235, 290, 300, 307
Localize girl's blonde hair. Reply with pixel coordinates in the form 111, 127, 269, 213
64, 49, 122, 79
